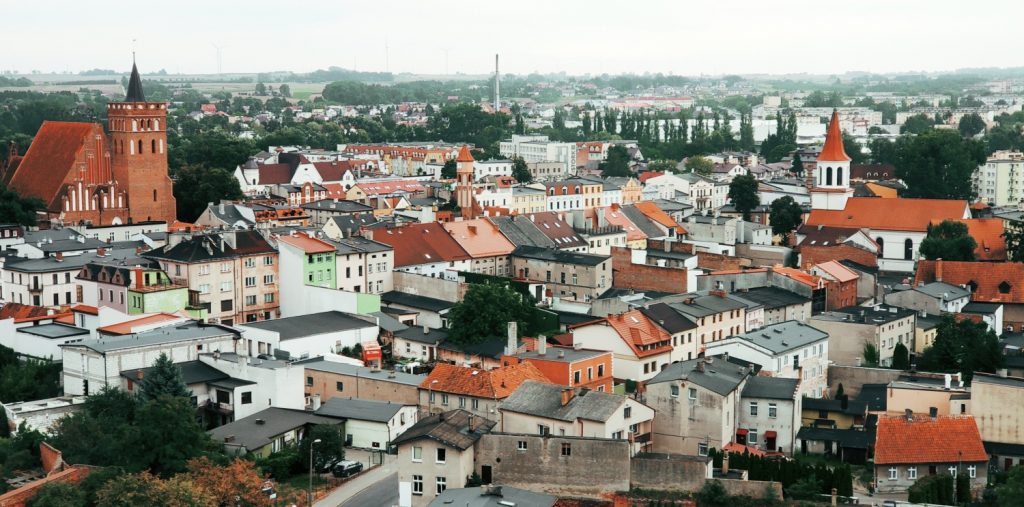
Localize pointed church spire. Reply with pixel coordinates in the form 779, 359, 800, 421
125, 59, 146, 103
818, 109, 850, 162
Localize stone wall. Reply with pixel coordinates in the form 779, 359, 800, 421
828, 365, 903, 398
630, 453, 710, 492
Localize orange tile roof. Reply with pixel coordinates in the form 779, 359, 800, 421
952, 218, 1007, 261
372, 222, 471, 267
354, 180, 426, 196
818, 110, 850, 162
638, 172, 664, 184
723, 442, 767, 457
813, 261, 858, 283
0, 303, 52, 322
805, 197, 969, 232
457, 145, 475, 163
421, 362, 552, 399
772, 267, 824, 289
915, 260, 1024, 303
864, 182, 898, 198
71, 304, 99, 315
874, 415, 987, 465
442, 219, 516, 258
604, 310, 673, 358
8, 122, 100, 210
277, 234, 336, 254
604, 207, 647, 241
634, 201, 686, 234
97, 313, 189, 335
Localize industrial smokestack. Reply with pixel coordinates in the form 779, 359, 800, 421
494, 54, 500, 112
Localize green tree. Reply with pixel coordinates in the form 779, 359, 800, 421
446, 283, 534, 346
862, 343, 880, 368
908, 473, 955, 505
25, 482, 87, 507
254, 82, 267, 96
137, 353, 190, 403
918, 315, 1004, 383
0, 185, 45, 227
892, 342, 910, 370
900, 113, 935, 134
919, 220, 977, 261
127, 395, 210, 477
440, 159, 457, 179
835, 383, 845, 399
279, 83, 291, 98
300, 424, 345, 472
600, 145, 631, 177
768, 196, 803, 246
995, 464, 1024, 507
895, 129, 985, 200
646, 159, 677, 174
790, 153, 804, 176
685, 155, 714, 176
511, 156, 531, 183
727, 174, 760, 221
786, 475, 823, 500
958, 113, 986, 137
695, 480, 729, 507
1003, 220, 1024, 262
843, 134, 867, 164
171, 164, 244, 223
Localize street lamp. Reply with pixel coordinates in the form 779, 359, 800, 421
428, 379, 439, 415
309, 438, 322, 506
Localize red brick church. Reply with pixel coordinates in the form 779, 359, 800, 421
2, 60, 176, 225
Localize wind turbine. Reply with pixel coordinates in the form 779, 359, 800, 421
210, 43, 224, 75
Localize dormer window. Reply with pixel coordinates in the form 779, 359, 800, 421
968, 280, 979, 293
1000, 281, 1012, 294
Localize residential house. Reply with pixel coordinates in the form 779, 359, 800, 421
569, 309, 674, 381
315, 397, 418, 450
704, 321, 829, 398
194, 202, 256, 230
394, 409, 496, 507
442, 219, 516, 277
795, 396, 873, 463
874, 413, 987, 495
739, 376, 802, 454
796, 225, 880, 269
1, 248, 142, 308
808, 261, 859, 310
734, 287, 812, 325
321, 213, 379, 240
145, 230, 280, 326
208, 407, 344, 457
367, 223, 472, 280
808, 304, 916, 367
504, 339, 614, 392
647, 356, 753, 456
664, 291, 748, 355
496, 380, 655, 455
418, 362, 552, 419
970, 373, 1024, 470
236, 311, 378, 360
528, 212, 589, 252
639, 302, 699, 362
884, 281, 971, 315
323, 236, 395, 294
77, 262, 199, 316
511, 246, 611, 303
300, 357, 425, 406
914, 260, 1024, 332
392, 325, 449, 363
301, 199, 374, 227
381, 291, 454, 330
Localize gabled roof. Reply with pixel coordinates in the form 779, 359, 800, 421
806, 198, 969, 232
255, 163, 295, 184
9, 122, 99, 210
585, 309, 673, 359
956, 218, 1007, 261
621, 205, 667, 239
381, 291, 454, 313
315, 397, 411, 422
420, 362, 552, 399
797, 224, 870, 247
121, 359, 228, 385
639, 302, 697, 334
0, 303, 52, 322
727, 320, 829, 355
741, 376, 799, 400
391, 409, 495, 451
739, 287, 811, 310
874, 415, 987, 465
144, 231, 275, 263
648, 356, 750, 395
813, 260, 858, 283
372, 223, 471, 267
442, 219, 516, 258
512, 245, 609, 267
915, 260, 1024, 304
237, 311, 374, 340
456, 145, 474, 163
498, 380, 629, 423
603, 206, 647, 241
208, 407, 343, 451
97, 313, 190, 335
527, 212, 587, 248
818, 110, 850, 162
634, 201, 686, 235
488, 216, 557, 249
277, 233, 336, 254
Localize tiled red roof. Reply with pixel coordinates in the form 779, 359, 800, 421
0, 303, 52, 322
421, 362, 551, 399
371, 223, 471, 267
806, 198, 969, 232
257, 163, 295, 184
818, 110, 850, 162
915, 260, 1024, 303
277, 234, 336, 254
635, 201, 686, 234
773, 267, 823, 289
639, 172, 664, 184
875, 415, 986, 465
9, 122, 98, 209
604, 207, 647, 241
528, 212, 588, 248
604, 310, 672, 358
849, 164, 895, 181
456, 145, 475, 163
355, 180, 426, 196
443, 219, 516, 258
954, 218, 1007, 261
312, 161, 353, 182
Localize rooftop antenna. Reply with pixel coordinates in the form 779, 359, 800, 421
131, 38, 137, 64
210, 43, 223, 75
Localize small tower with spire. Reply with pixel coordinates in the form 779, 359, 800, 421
455, 145, 476, 219
810, 110, 853, 211
107, 56, 177, 224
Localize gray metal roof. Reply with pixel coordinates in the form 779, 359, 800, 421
5, 248, 146, 274
639, 303, 697, 334
428, 486, 555, 507
316, 397, 411, 422
17, 323, 89, 339
662, 292, 747, 319
741, 376, 798, 400
738, 287, 811, 310
515, 346, 608, 364
498, 381, 626, 423
648, 356, 750, 395
301, 199, 374, 213
381, 291, 454, 313
296, 357, 426, 386
237, 311, 375, 340
488, 216, 556, 249
391, 409, 495, 451
621, 205, 667, 238
511, 245, 609, 267
368, 311, 409, 333
915, 281, 970, 301
120, 360, 228, 385
65, 321, 240, 354
325, 236, 392, 254
208, 407, 343, 451
394, 326, 448, 345
732, 320, 828, 354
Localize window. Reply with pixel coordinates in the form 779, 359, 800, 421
412, 475, 423, 495
220, 299, 232, 312
750, 402, 758, 416
768, 403, 777, 418
688, 388, 697, 400
698, 443, 708, 456
538, 424, 550, 436
889, 467, 897, 480
517, 440, 528, 451
598, 364, 604, 377
435, 477, 446, 494
458, 397, 466, 408
435, 448, 445, 463
306, 376, 313, 386
264, 256, 274, 265
472, 398, 479, 410
904, 238, 914, 260
245, 257, 255, 268
908, 467, 917, 480
199, 284, 210, 294
669, 384, 680, 397
265, 293, 275, 303
221, 281, 233, 292
440, 394, 448, 406
336, 381, 343, 392
612, 431, 624, 439
968, 465, 976, 478
245, 276, 256, 287
245, 295, 256, 306
748, 429, 757, 445
411, 446, 422, 462
560, 443, 571, 456
573, 370, 581, 384
241, 392, 252, 404
624, 406, 632, 419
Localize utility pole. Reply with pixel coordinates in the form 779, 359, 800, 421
308, 438, 321, 506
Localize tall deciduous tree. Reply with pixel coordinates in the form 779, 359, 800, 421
727, 174, 760, 221
1003, 220, 1024, 262
137, 353, 190, 403
599, 145, 631, 177
511, 156, 531, 183
187, 457, 273, 506
298, 425, 345, 472
958, 113, 986, 137
917, 315, 1003, 383
0, 185, 45, 227
919, 220, 977, 261
446, 283, 534, 346
769, 196, 803, 246
440, 159, 457, 179
171, 164, 244, 223
891, 342, 910, 370
895, 129, 985, 200
685, 156, 714, 176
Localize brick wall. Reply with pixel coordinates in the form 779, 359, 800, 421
0, 466, 92, 507
695, 252, 749, 271
800, 244, 878, 268
610, 247, 688, 293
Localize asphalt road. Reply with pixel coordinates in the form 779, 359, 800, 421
338, 471, 398, 507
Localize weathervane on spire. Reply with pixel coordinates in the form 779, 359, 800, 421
132, 38, 137, 63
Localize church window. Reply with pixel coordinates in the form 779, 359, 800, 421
138, 140, 143, 154
154, 119, 160, 130
152, 140, 156, 153
130, 140, 135, 155
876, 237, 884, 258
153, 190, 157, 202
837, 167, 843, 186
131, 119, 137, 132
826, 167, 833, 186
904, 238, 913, 260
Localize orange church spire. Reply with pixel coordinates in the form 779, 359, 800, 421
456, 145, 474, 163
818, 109, 850, 162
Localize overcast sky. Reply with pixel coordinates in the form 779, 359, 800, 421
6, 0, 1023, 77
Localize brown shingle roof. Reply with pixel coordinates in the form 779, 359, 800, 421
372, 223, 470, 267
421, 362, 552, 399
874, 415, 986, 465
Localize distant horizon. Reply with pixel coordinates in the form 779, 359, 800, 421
5, 0, 1023, 78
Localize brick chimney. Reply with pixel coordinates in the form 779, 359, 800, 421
560, 387, 574, 406
55, 252, 63, 262
537, 334, 547, 356
935, 259, 943, 282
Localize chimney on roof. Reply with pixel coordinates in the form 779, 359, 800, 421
560, 387, 574, 406
505, 321, 518, 356
696, 359, 705, 373
935, 259, 943, 282
136, 370, 144, 380
904, 409, 913, 422
468, 413, 474, 432
537, 334, 547, 356
423, 325, 429, 335
55, 252, 63, 262
721, 453, 730, 476
928, 407, 938, 420
97, 247, 106, 257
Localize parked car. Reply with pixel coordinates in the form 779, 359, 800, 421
332, 460, 363, 478
318, 457, 343, 474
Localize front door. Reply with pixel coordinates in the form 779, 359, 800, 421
481, 465, 492, 485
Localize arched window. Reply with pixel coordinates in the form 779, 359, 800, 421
137, 140, 143, 154
837, 167, 843, 186
904, 238, 913, 260
129, 139, 135, 155
548, 188, 554, 196
151, 140, 156, 153
562, 187, 568, 196
153, 119, 160, 131
153, 189, 157, 202
131, 119, 137, 132
876, 237, 884, 258
826, 167, 833, 186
